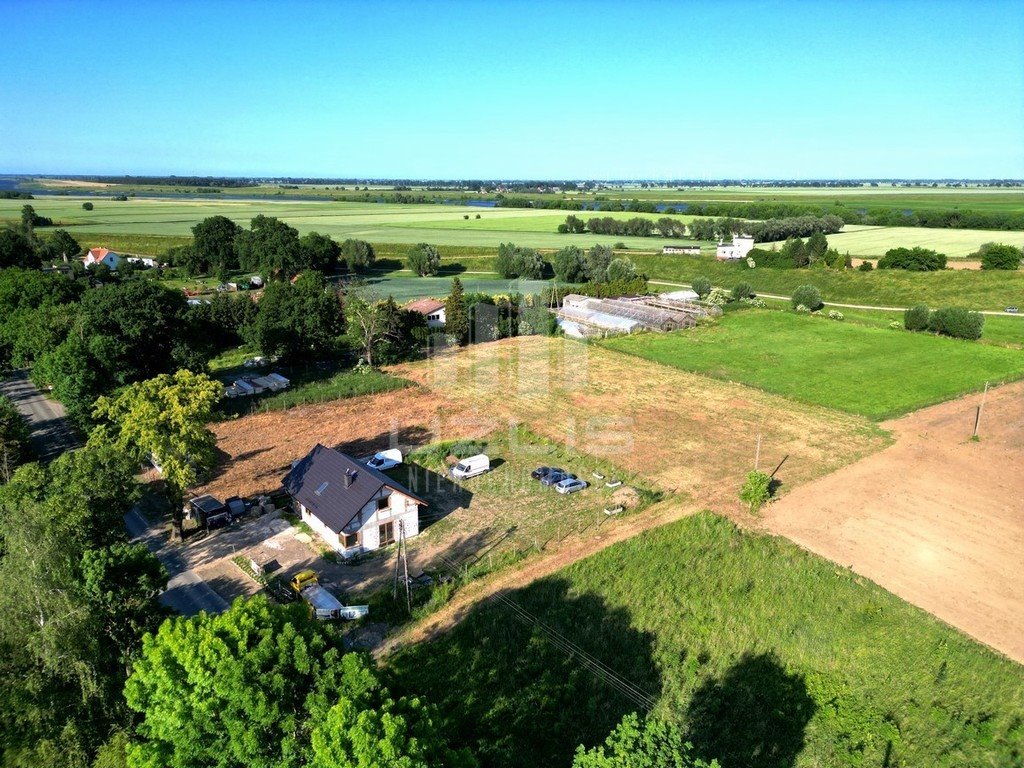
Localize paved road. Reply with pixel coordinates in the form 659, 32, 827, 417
0, 370, 81, 461
126, 507, 229, 617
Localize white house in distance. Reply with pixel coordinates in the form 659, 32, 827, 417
282, 444, 426, 557
406, 297, 446, 328
83, 247, 123, 270
662, 244, 702, 255
716, 236, 755, 261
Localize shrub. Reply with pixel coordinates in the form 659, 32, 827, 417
612, 242, 628, 250
82, 202, 94, 211
691, 276, 712, 299
828, 310, 844, 321
888, 321, 902, 330
790, 284, 822, 310
475, 213, 481, 219
978, 243, 1023, 270
739, 470, 772, 514
904, 303, 930, 331
746, 247, 795, 269
928, 306, 984, 340
705, 287, 730, 306
857, 260, 873, 271
731, 282, 753, 300
795, 304, 811, 313
877, 246, 946, 271
463, 214, 469, 220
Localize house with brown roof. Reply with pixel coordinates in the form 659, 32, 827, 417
406, 297, 446, 328
282, 444, 426, 557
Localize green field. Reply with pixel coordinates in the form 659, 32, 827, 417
827, 226, 1024, 258
390, 512, 1024, 768
601, 309, 1024, 419
0, 197, 683, 252
8, 195, 1024, 259
636, 254, 1024, 311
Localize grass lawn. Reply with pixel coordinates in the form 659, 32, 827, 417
389, 512, 1024, 768
826, 226, 1024, 258
601, 309, 1024, 419
209, 347, 410, 418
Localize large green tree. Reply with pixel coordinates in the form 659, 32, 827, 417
344, 294, 425, 367
0, 394, 30, 483
444, 277, 469, 345
585, 244, 614, 283
191, 215, 242, 275
90, 369, 222, 504
244, 271, 343, 361
339, 238, 375, 272
978, 242, 1023, 270
234, 215, 302, 277
573, 713, 720, 768
553, 245, 587, 283
299, 231, 341, 273
0, 446, 165, 768
124, 598, 470, 768
0, 228, 39, 269
407, 243, 440, 276
40, 229, 82, 263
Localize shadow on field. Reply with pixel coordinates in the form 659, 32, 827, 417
388, 577, 660, 768
685, 651, 816, 768
392, 463, 473, 529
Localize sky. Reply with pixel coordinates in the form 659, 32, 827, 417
1, 0, 1022, 179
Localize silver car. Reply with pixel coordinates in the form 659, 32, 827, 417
555, 478, 588, 495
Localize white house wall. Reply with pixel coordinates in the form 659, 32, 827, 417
301, 488, 421, 557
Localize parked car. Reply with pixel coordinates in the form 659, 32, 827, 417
367, 449, 403, 471
555, 478, 588, 495
541, 470, 576, 487
1005, 306, 1018, 314
531, 466, 564, 481
449, 454, 491, 480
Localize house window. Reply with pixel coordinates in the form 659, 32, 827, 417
376, 496, 390, 511
378, 521, 395, 545
342, 532, 359, 549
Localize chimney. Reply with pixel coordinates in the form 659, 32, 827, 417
344, 469, 356, 488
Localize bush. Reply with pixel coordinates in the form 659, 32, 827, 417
795, 304, 811, 313
928, 306, 985, 340
705, 287, 730, 307
857, 260, 873, 271
877, 247, 947, 271
828, 310, 844, 321
904, 303, 930, 331
978, 243, 1023, 270
746, 247, 795, 269
731, 282, 753, 300
606, 257, 637, 282
739, 470, 772, 514
790, 284, 822, 311
82, 202, 94, 211
691, 276, 712, 298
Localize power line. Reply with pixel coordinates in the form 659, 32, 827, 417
434, 554, 656, 711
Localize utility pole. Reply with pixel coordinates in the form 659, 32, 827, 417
973, 381, 989, 439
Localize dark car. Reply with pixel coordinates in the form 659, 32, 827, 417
541, 470, 576, 487
531, 466, 564, 481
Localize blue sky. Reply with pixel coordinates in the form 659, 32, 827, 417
1, 0, 1022, 178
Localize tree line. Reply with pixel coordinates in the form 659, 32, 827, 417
558, 213, 844, 243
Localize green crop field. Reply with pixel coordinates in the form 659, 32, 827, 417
826, 226, 1024, 258
0, 197, 680, 252
636, 254, 1024, 311
601, 309, 1024, 419
390, 512, 1024, 768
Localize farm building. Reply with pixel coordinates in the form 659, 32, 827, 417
556, 293, 715, 337
406, 298, 447, 328
662, 244, 702, 255
283, 444, 426, 557
716, 236, 755, 260
83, 247, 123, 270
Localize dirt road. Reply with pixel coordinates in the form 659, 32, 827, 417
760, 381, 1024, 663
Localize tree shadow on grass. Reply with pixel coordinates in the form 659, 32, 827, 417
685, 651, 816, 768
388, 577, 660, 768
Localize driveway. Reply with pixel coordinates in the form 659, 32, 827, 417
126, 506, 229, 616
0, 369, 81, 461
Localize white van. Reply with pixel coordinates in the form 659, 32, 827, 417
367, 448, 403, 471
449, 454, 490, 480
